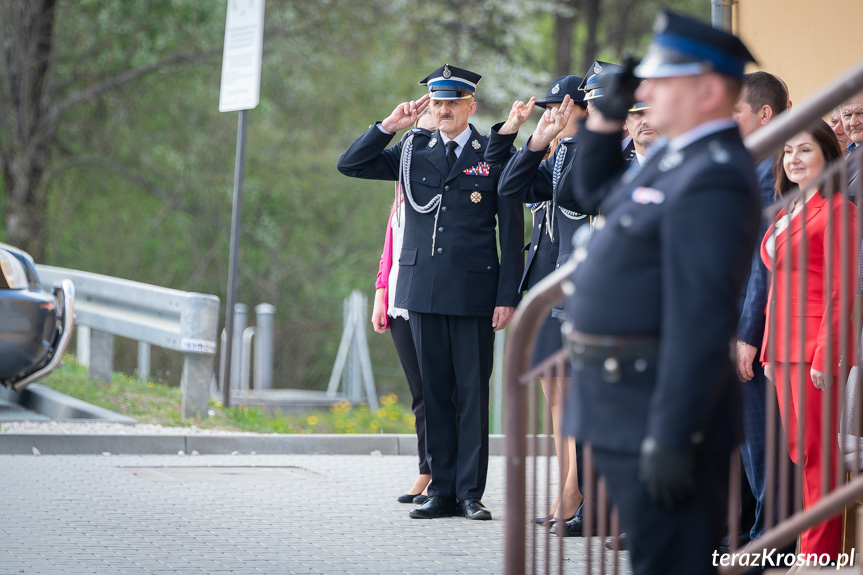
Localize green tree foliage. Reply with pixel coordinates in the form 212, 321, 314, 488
2, 0, 711, 394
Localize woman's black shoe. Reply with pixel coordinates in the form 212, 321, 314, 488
413, 494, 429, 504
398, 493, 422, 503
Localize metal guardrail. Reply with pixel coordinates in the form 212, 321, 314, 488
36, 265, 220, 418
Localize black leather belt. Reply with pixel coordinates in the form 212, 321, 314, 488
565, 327, 660, 382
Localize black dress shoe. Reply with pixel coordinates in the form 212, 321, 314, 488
605, 532, 628, 550
458, 498, 492, 520
550, 515, 593, 537
409, 496, 457, 519
413, 494, 429, 505
398, 493, 422, 503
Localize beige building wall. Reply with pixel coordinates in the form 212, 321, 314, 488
736, 0, 861, 107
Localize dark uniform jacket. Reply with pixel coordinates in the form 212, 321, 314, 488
337, 123, 523, 317
488, 128, 593, 317
565, 122, 760, 453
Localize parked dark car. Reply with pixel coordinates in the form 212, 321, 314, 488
0, 242, 74, 391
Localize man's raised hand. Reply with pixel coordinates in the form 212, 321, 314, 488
380, 94, 430, 134
498, 97, 536, 135
527, 95, 574, 152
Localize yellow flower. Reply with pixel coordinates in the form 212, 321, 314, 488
402, 413, 416, 424
376, 408, 386, 417
369, 420, 380, 430
215, 402, 223, 408
307, 415, 319, 426
147, 382, 154, 388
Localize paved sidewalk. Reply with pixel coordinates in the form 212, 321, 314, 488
0, 452, 632, 574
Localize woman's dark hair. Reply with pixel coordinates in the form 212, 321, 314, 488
773, 119, 843, 199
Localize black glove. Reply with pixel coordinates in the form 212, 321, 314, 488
638, 436, 697, 510
593, 55, 641, 121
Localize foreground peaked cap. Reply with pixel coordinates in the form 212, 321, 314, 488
536, 75, 587, 108
635, 10, 757, 79
419, 64, 482, 100
578, 61, 623, 101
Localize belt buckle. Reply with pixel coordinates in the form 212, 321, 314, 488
602, 355, 621, 383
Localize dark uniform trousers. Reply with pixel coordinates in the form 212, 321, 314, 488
564, 121, 760, 574
337, 123, 522, 503
410, 312, 493, 500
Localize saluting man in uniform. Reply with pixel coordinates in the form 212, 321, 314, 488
337, 65, 524, 521
562, 11, 760, 574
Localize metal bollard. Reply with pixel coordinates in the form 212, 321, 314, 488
230, 303, 248, 391
254, 303, 275, 390
241, 326, 256, 390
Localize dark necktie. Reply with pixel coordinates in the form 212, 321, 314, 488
446, 140, 458, 171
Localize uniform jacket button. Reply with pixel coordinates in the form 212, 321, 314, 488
486, 265, 492, 270
437, 247, 444, 254
533, 245, 539, 251
620, 213, 633, 228
438, 227, 444, 232
444, 185, 450, 191
441, 206, 447, 212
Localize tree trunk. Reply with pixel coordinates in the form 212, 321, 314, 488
0, 0, 57, 260
554, 0, 579, 78
582, 0, 601, 74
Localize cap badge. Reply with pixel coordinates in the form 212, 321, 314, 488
594, 62, 602, 74
658, 150, 684, 172
655, 12, 668, 33
428, 137, 438, 149
470, 191, 482, 204
471, 139, 481, 150
551, 83, 561, 95
442, 65, 452, 79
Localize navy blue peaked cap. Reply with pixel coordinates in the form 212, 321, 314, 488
536, 75, 587, 108
419, 64, 482, 100
635, 10, 757, 79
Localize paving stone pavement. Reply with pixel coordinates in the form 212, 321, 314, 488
0, 452, 632, 574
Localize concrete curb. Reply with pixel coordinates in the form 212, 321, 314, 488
0, 433, 518, 456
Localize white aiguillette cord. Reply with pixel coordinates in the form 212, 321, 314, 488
398, 132, 444, 256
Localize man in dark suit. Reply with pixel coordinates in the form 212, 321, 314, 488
337, 65, 523, 521
731, 71, 789, 548
841, 92, 863, 192
561, 11, 760, 574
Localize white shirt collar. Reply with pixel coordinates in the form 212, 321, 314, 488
636, 151, 647, 165
667, 118, 738, 153
440, 126, 472, 155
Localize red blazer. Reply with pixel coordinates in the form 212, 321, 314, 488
760, 192, 858, 373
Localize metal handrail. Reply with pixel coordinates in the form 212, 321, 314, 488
504, 58, 863, 575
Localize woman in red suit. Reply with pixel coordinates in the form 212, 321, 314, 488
761, 120, 857, 558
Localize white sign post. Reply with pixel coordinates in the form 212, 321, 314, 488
219, 0, 265, 112
218, 0, 265, 408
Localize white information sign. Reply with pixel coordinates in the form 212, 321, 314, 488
218, 0, 265, 113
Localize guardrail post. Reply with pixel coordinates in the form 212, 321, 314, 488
89, 330, 114, 382
76, 325, 91, 367
180, 294, 220, 418
254, 303, 275, 390
137, 342, 151, 382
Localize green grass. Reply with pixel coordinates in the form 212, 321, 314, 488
39, 356, 417, 434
